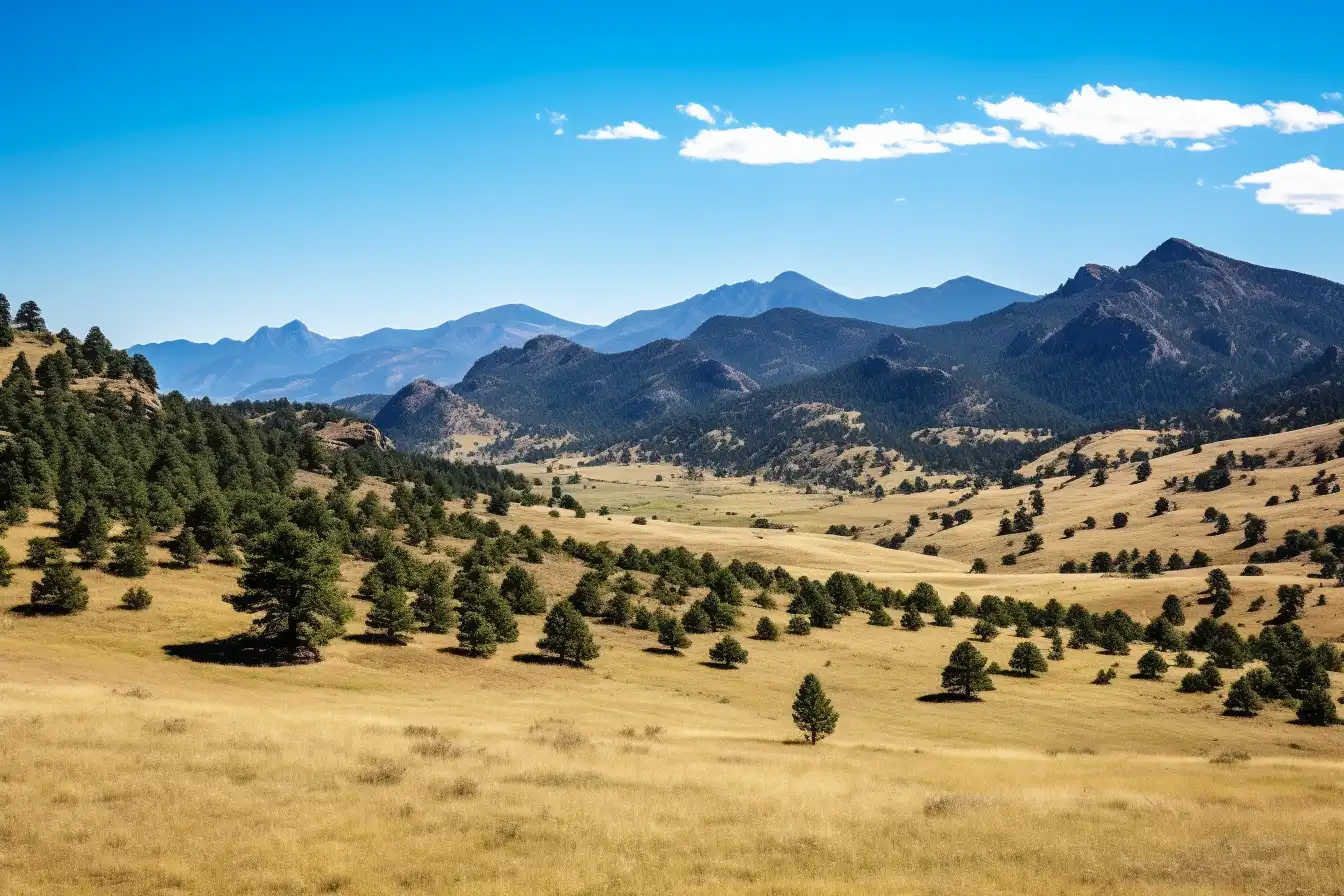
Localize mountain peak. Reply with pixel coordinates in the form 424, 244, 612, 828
1057, 263, 1119, 298
1140, 237, 1216, 269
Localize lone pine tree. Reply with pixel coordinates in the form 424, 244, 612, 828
792, 674, 838, 745
537, 602, 599, 666
942, 641, 994, 698
708, 635, 748, 668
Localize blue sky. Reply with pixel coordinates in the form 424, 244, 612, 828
3, 1, 1343, 345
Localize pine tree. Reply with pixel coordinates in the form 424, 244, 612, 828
786, 614, 811, 636
0, 294, 12, 347
1295, 688, 1339, 726
75, 503, 110, 566
1048, 633, 1065, 661
1160, 594, 1185, 626
602, 592, 633, 626
366, 587, 416, 644
941, 641, 993, 698
225, 522, 353, 662
709, 635, 748, 668
536, 602, 599, 666
120, 586, 153, 610
868, 605, 894, 626
1223, 677, 1263, 716
29, 555, 89, 613
14, 300, 45, 333
657, 615, 691, 653
456, 611, 499, 657
900, 605, 925, 631
1135, 649, 1169, 680
1009, 641, 1048, 677
110, 535, 151, 578
792, 674, 838, 744
972, 619, 999, 642
754, 616, 780, 640
170, 527, 205, 568
413, 562, 457, 633
500, 564, 546, 614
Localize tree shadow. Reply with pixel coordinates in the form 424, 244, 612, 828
510, 651, 572, 666
642, 646, 683, 656
916, 692, 983, 703
8, 603, 71, 617
440, 646, 488, 659
698, 661, 738, 670
162, 634, 310, 667
343, 632, 406, 646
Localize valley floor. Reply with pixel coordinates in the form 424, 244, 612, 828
4, 423, 1344, 894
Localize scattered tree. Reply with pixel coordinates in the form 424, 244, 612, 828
941, 641, 994, 698
1009, 641, 1048, 677
709, 635, 748, 668
792, 674, 838, 744
536, 602, 600, 666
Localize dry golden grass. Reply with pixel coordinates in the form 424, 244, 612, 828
3, 461, 1344, 896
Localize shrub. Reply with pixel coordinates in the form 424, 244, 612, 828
970, 558, 987, 574
755, 616, 780, 641
971, 619, 999, 642
1174, 651, 1195, 668
868, 606, 893, 627
1112, 512, 1128, 529
1295, 688, 1339, 726
1241, 564, 1264, 577
900, 606, 925, 631
1093, 667, 1117, 685
29, 556, 88, 614
786, 615, 812, 636
120, 586, 152, 610
1135, 649, 1169, 680
709, 635, 748, 668
1223, 677, 1264, 716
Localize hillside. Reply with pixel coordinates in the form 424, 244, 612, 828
371, 378, 503, 457
132, 305, 590, 401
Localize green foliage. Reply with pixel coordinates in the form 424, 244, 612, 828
1160, 594, 1185, 626
754, 616, 780, 641
709, 635, 748, 668
868, 605, 893, 627
899, 605, 925, 631
657, 615, 691, 653
971, 618, 999, 642
792, 674, 838, 744
942, 641, 993, 698
169, 527, 205, 568
456, 612, 499, 657
1295, 689, 1339, 726
120, 586, 153, 610
412, 563, 458, 633
536, 602, 599, 666
29, 555, 89, 613
225, 522, 353, 661
366, 587, 416, 644
1223, 677, 1264, 716
1009, 641, 1048, 677
786, 614, 811, 636
1048, 633, 1065, 661
1135, 649, 1169, 680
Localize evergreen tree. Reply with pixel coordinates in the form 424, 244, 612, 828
454, 566, 518, 642
536, 602, 599, 666
972, 619, 999, 642
110, 535, 151, 578
1135, 649, 1169, 679
657, 615, 691, 653
75, 503, 110, 566
14, 300, 45, 333
682, 603, 712, 634
1160, 594, 1185, 626
754, 616, 780, 640
602, 592, 633, 626
1009, 641, 1048, 677
709, 635, 748, 668
500, 564, 546, 614
567, 570, 606, 616
1276, 583, 1306, 621
456, 611, 499, 657
366, 587, 416, 644
900, 605, 925, 631
29, 555, 89, 613
786, 614, 811, 636
1223, 677, 1263, 716
413, 562, 458, 633
0, 293, 12, 347
868, 605, 894, 626
169, 527, 205, 568
1048, 633, 1065, 661
941, 641, 993, 698
1295, 688, 1339, 726
792, 674, 838, 744
225, 522, 353, 662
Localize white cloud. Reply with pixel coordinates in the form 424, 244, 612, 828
1266, 101, 1344, 133
1196, 178, 1205, 187
1323, 91, 1343, 101
723, 112, 738, 125
578, 121, 664, 141
894, 197, 906, 203
1235, 156, 1344, 215
539, 109, 567, 135
679, 119, 1038, 164
979, 84, 1342, 147
676, 102, 716, 125
1187, 142, 1214, 152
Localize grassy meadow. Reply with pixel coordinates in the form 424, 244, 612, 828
2, 419, 1344, 894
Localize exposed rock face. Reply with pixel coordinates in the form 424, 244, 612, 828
311, 419, 393, 452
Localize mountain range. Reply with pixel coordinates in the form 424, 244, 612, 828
130, 273, 1033, 402
432, 238, 1344, 473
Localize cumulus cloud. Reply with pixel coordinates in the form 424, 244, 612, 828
578, 121, 664, 141
679, 119, 1038, 164
1266, 101, 1344, 133
1187, 142, 1214, 152
1323, 91, 1343, 101
1235, 156, 1344, 215
676, 102, 716, 125
979, 84, 1343, 147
